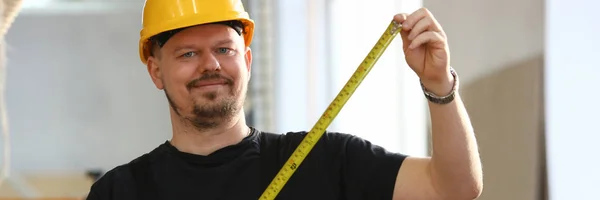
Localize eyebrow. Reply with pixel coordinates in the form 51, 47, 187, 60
214, 39, 235, 46
173, 45, 197, 53
171, 38, 236, 54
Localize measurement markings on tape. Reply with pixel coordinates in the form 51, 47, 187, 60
259, 20, 403, 200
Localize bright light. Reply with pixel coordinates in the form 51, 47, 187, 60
20, 0, 54, 9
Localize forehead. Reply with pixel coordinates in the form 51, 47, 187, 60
166, 24, 245, 47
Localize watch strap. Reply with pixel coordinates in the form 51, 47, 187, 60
420, 67, 459, 104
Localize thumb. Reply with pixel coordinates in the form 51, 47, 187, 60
393, 14, 410, 52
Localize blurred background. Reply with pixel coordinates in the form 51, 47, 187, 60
0, 0, 598, 199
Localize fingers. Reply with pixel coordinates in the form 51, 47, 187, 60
402, 8, 442, 32
408, 31, 446, 50
393, 13, 408, 24
407, 17, 432, 40
393, 8, 446, 50
401, 8, 428, 32
394, 13, 411, 51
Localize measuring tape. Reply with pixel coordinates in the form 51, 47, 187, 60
259, 20, 403, 200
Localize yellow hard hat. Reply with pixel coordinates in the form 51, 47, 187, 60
138, 0, 255, 64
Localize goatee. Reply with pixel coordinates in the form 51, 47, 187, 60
165, 89, 240, 130
164, 71, 242, 130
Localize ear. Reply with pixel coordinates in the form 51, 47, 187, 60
147, 56, 165, 90
244, 47, 252, 80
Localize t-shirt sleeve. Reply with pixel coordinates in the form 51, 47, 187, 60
332, 132, 408, 199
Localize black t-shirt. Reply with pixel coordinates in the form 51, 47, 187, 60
86, 127, 407, 200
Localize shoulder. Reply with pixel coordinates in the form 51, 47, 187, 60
278, 130, 384, 147
87, 149, 161, 199
87, 155, 142, 190
256, 130, 363, 162
258, 130, 358, 149
86, 163, 133, 199
284, 130, 408, 165
261, 130, 359, 142
261, 130, 407, 197
260, 129, 402, 157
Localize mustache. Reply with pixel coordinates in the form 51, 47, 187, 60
186, 72, 234, 89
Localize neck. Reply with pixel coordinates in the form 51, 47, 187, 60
169, 110, 250, 156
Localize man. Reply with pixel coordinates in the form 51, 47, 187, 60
87, 0, 483, 199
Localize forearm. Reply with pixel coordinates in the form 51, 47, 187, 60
428, 94, 483, 199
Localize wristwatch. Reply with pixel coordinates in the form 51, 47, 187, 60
420, 67, 459, 104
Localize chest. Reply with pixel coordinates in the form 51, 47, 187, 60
152, 154, 344, 200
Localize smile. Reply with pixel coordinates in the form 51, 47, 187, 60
193, 80, 229, 88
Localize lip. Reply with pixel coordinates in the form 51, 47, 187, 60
193, 80, 228, 87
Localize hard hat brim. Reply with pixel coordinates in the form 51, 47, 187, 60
138, 16, 254, 65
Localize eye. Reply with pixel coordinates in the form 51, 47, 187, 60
182, 51, 196, 58
217, 48, 233, 55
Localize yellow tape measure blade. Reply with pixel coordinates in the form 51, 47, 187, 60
259, 20, 402, 200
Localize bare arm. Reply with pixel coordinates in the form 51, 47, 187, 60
391, 8, 483, 200
428, 93, 482, 199
393, 95, 482, 200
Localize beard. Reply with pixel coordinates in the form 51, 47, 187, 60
164, 73, 245, 131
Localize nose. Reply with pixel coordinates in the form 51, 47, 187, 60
198, 52, 221, 72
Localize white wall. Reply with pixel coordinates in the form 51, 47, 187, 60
4, 11, 171, 172
274, 0, 428, 156
327, 0, 427, 155
545, 0, 600, 199
272, 0, 311, 133
425, 0, 544, 85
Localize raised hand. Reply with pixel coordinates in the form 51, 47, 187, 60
394, 8, 454, 96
